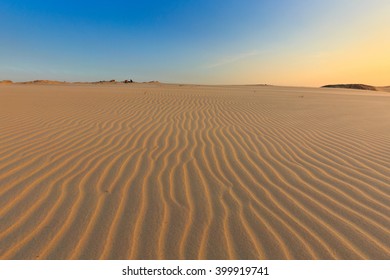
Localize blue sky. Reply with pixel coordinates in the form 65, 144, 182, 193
1, 0, 389, 85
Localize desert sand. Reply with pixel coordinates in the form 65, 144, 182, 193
0, 83, 389, 260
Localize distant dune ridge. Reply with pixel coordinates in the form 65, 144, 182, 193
0, 79, 160, 85
0, 83, 389, 260
379, 86, 390, 93
23, 80, 70, 85
322, 84, 378, 91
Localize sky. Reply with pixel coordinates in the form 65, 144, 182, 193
1, 0, 389, 86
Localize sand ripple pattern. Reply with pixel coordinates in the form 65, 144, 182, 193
0, 84, 389, 259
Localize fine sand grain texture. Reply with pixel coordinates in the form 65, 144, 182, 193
0, 84, 389, 259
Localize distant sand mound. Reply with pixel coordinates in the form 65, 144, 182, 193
21, 80, 67, 85
322, 84, 377, 91
92, 80, 118, 84
378, 86, 390, 93
0, 80, 13, 84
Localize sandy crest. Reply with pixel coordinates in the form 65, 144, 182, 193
0, 84, 389, 259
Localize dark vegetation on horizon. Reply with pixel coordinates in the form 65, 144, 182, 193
322, 84, 378, 91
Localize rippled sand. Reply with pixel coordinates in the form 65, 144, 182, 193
0, 83, 389, 259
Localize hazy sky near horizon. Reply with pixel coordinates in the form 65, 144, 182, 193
1, 0, 389, 86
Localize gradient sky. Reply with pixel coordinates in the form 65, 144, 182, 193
1, 0, 389, 86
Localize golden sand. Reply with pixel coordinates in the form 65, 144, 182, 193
0, 83, 389, 259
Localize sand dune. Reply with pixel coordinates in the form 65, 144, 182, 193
0, 83, 389, 260
378, 86, 390, 93
18, 80, 69, 85
0, 80, 13, 84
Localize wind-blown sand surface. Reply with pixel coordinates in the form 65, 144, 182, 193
0, 83, 389, 260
